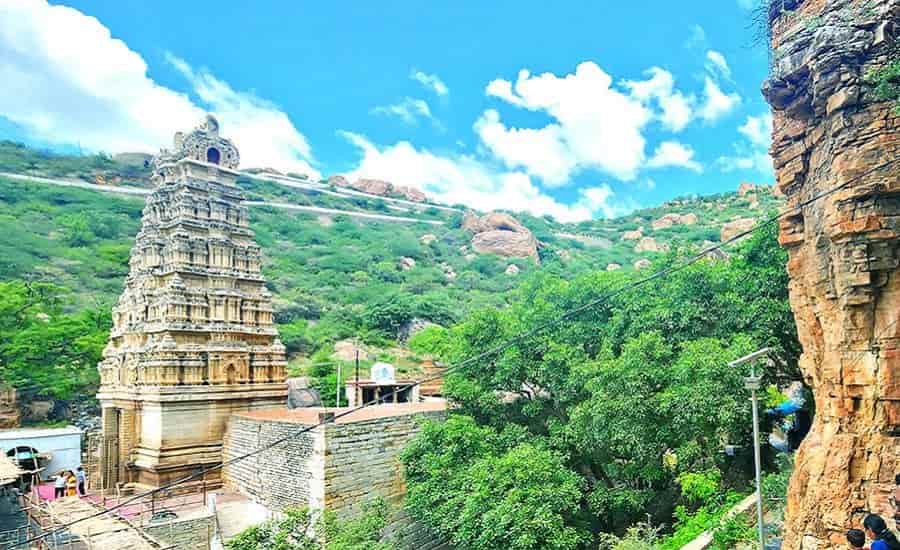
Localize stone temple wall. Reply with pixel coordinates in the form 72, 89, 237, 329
764, 0, 900, 548
221, 405, 447, 549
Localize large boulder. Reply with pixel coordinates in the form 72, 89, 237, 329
0, 387, 19, 429
720, 217, 756, 242
353, 178, 392, 196
464, 212, 540, 262
328, 175, 350, 187
737, 182, 758, 196
622, 230, 643, 241
287, 378, 323, 409
395, 185, 427, 202
634, 237, 669, 253
651, 214, 682, 230
681, 213, 699, 225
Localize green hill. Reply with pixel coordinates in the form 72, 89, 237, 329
0, 141, 781, 406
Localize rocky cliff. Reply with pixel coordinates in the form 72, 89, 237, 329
764, 0, 900, 547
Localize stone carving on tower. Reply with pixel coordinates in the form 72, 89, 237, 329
97, 115, 287, 488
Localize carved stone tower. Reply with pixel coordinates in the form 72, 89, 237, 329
764, 0, 900, 547
97, 116, 287, 489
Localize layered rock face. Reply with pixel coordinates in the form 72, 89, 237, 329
462, 212, 540, 262
764, 1, 900, 547
97, 116, 287, 488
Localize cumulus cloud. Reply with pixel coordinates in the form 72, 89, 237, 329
371, 97, 435, 125
339, 131, 632, 221
716, 112, 774, 175
0, 0, 318, 176
705, 50, 731, 78
474, 109, 574, 186
166, 54, 318, 177
483, 62, 653, 184
410, 70, 449, 97
647, 141, 703, 172
738, 112, 773, 147
698, 76, 741, 122
623, 67, 694, 132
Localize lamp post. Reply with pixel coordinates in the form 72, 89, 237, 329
729, 347, 771, 550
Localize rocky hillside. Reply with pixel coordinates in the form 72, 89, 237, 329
0, 140, 781, 401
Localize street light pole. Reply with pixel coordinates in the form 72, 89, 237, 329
729, 347, 770, 550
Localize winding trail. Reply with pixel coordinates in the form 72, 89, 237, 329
0, 172, 445, 226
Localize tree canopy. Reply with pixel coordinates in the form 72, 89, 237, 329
401, 225, 798, 547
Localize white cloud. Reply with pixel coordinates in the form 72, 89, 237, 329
410, 70, 449, 97
0, 0, 318, 176
339, 131, 636, 222
576, 185, 622, 219
371, 97, 435, 125
623, 67, 694, 132
738, 112, 772, 147
705, 50, 732, 78
717, 112, 773, 175
474, 109, 574, 186
698, 76, 741, 122
483, 62, 652, 184
647, 141, 703, 172
166, 55, 318, 177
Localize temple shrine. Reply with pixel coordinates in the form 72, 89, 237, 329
96, 116, 287, 489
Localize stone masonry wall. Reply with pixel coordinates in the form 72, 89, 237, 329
324, 411, 448, 550
221, 415, 322, 511
221, 408, 447, 549
144, 513, 215, 550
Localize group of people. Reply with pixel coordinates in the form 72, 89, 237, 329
52, 466, 86, 498
846, 476, 900, 550
847, 514, 900, 550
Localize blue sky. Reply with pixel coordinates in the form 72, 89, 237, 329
0, 0, 773, 221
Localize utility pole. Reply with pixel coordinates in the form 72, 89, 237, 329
355, 349, 360, 407
336, 361, 342, 407
729, 347, 770, 550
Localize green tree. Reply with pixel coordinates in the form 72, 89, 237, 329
225, 501, 394, 550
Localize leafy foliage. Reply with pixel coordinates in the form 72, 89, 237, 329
225, 501, 393, 550
868, 56, 900, 114
401, 227, 798, 547
0, 280, 109, 401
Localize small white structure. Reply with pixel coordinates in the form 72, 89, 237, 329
371, 362, 396, 385
0, 426, 82, 480
345, 363, 419, 407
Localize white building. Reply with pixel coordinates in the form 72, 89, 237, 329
0, 426, 82, 480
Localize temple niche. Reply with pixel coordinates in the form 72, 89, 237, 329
97, 116, 287, 489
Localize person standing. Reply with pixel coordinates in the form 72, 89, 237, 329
863, 514, 900, 550
75, 466, 86, 496
53, 471, 66, 498
65, 470, 77, 497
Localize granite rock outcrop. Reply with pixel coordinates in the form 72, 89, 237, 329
764, 1, 900, 547
462, 212, 540, 262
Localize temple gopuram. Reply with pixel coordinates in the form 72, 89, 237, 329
97, 116, 287, 489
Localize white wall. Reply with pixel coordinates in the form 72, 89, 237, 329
0, 427, 82, 480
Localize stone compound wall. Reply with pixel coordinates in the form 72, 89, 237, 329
221, 415, 322, 511
143, 513, 215, 550
763, 0, 900, 548
221, 407, 447, 549
324, 413, 449, 550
